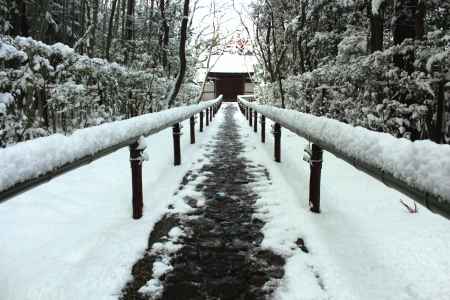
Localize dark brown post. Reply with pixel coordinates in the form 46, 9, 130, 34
246, 107, 248, 119
253, 110, 257, 132
129, 142, 143, 219
206, 109, 209, 126
200, 111, 204, 132
209, 107, 213, 121
309, 144, 323, 213
172, 123, 181, 166
190, 116, 195, 144
261, 115, 266, 143
274, 123, 281, 162
249, 108, 253, 126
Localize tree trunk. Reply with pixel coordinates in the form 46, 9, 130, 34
166, 0, 190, 108
69, 0, 75, 45
369, 1, 384, 52
85, 1, 92, 55
392, 0, 417, 71
160, 0, 170, 72
415, 0, 425, 40
121, 0, 127, 40
124, 0, 135, 65
62, 0, 67, 42
17, 0, 30, 36
105, 0, 119, 60
90, 0, 99, 57
113, 0, 122, 38
10, 0, 30, 37
80, 0, 86, 54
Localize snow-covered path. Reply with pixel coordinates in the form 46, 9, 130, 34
1, 102, 449, 300
121, 104, 285, 299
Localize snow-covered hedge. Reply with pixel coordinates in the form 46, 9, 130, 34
0, 97, 221, 195
256, 31, 450, 142
239, 97, 450, 210
0, 35, 200, 147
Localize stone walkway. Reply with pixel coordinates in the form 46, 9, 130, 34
121, 105, 285, 300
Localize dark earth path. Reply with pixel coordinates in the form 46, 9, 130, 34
121, 104, 285, 300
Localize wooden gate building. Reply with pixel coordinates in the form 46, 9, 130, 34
202, 54, 256, 102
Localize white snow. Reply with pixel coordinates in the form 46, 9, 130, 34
239, 97, 450, 206
140, 225, 187, 297
0, 92, 14, 105
152, 261, 173, 278
13, 37, 74, 59
51, 42, 75, 57
138, 279, 163, 297
136, 136, 147, 150
234, 102, 450, 300
0, 97, 221, 194
168, 226, 185, 239
209, 54, 257, 74
0, 41, 27, 62
0, 108, 225, 300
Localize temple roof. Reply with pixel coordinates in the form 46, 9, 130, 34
208, 54, 257, 74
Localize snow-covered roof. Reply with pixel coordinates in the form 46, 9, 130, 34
209, 54, 257, 74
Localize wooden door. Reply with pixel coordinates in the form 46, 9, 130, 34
215, 77, 245, 101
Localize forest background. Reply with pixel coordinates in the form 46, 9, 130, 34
0, 0, 449, 147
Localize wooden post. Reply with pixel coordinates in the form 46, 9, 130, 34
274, 123, 281, 162
309, 144, 323, 213
172, 123, 181, 166
209, 107, 213, 121
200, 111, 204, 132
249, 108, 253, 126
206, 109, 209, 126
190, 116, 195, 144
246, 107, 248, 119
261, 115, 266, 143
129, 141, 143, 219
253, 110, 257, 132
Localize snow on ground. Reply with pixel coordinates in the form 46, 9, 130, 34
138, 227, 184, 298
0, 110, 225, 300
235, 103, 450, 300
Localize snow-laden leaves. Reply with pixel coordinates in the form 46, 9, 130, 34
0, 35, 200, 147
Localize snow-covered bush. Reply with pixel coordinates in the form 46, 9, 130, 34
0, 35, 200, 147
256, 31, 450, 142
337, 27, 367, 62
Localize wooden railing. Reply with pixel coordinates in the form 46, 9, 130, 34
238, 95, 450, 221
0, 96, 223, 219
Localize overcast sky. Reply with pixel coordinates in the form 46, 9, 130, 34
191, 0, 254, 41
